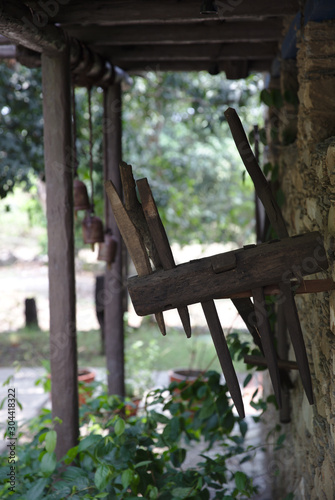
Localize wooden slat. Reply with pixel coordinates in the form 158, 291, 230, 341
224, 107, 288, 239
244, 355, 298, 371
105, 180, 152, 277
103, 42, 277, 62
128, 232, 328, 316
65, 20, 283, 45
202, 300, 245, 418
115, 59, 272, 73
105, 179, 166, 336
53, 0, 299, 25
136, 178, 191, 338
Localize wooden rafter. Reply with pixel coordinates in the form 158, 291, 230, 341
63, 19, 283, 46
52, 0, 299, 25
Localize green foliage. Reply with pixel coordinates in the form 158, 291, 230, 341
0, 62, 43, 199
0, 372, 258, 499
0, 62, 264, 246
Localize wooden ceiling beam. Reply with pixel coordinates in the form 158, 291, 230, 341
0, 45, 16, 58
64, 19, 283, 46
53, 0, 299, 25
0, 0, 131, 86
99, 42, 277, 62
113, 59, 272, 74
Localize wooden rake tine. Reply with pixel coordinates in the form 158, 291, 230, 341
252, 287, 282, 408
225, 106, 314, 404
279, 282, 313, 404
136, 178, 191, 338
105, 180, 166, 336
137, 178, 245, 418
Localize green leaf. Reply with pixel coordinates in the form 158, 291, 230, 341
260, 89, 273, 107
62, 466, 89, 487
276, 433, 286, 447
243, 373, 252, 388
172, 486, 194, 498
94, 464, 111, 490
78, 433, 101, 452
40, 451, 57, 476
95, 494, 109, 499
199, 401, 215, 419
272, 89, 283, 109
121, 468, 133, 489
45, 430, 57, 453
64, 445, 79, 464
235, 471, 248, 491
134, 460, 152, 469
170, 447, 186, 468
26, 478, 49, 500
239, 419, 248, 438
283, 493, 294, 500
115, 417, 126, 437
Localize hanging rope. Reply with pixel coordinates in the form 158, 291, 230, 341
88, 86, 94, 213
71, 83, 78, 178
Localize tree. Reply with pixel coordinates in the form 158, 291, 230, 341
0, 63, 264, 245
0, 61, 43, 199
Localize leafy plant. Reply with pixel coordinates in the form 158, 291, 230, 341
0, 371, 258, 499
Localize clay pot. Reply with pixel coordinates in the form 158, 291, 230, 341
169, 369, 207, 385
78, 368, 96, 406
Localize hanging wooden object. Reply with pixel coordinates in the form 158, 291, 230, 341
98, 230, 118, 268
82, 212, 104, 250
104, 109, 333, 417
71, 84, 90, 216
74, 178, 90, 212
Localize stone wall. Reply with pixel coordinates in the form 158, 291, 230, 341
271, 20, 335, 499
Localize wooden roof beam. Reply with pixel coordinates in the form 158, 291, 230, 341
103, 42, 277, 62
116, 59, 272, 74
53, 0, 299, 25
64, 19, 283, 46
0, 0, 131, 86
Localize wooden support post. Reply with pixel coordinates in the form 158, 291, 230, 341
42, 49, 79, 459
103, 83, 125, 397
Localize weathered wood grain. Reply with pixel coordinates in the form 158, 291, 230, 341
252, 287, 282, 408
137, 178, 191, 338
128, 232, 327, 316
42, 48, 78, 459
202, 300, 245, 418
105, 179, 166, 335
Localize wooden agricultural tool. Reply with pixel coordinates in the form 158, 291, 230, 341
105, 109, 333, 418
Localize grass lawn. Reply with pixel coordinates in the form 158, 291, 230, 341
0, 320, 249, 376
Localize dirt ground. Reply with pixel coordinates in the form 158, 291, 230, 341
0, 242, 245, 334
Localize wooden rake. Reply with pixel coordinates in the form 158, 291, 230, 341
105, 109, 333, 417
106, 166, 245, 418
